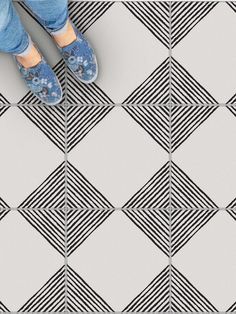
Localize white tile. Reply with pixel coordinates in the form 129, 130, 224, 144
0, 211, 63, 311
173, 3, 236, 103
173, 107, 236, 207
0, 107, 64, 207
85, 2, 168, 103
173, 211, 236, 311
69, 107, 168, 207
69, 210, 168, 311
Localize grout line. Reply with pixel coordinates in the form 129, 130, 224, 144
64, 63, 69, 311
12, 0, 144, 1
62, 207, 232, 211
0, 207, 67, 211
0, 103, 236, 107
168, 1, 172, 311
1, 207, 233, 211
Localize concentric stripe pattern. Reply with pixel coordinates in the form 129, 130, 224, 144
171, 209, 217, 256
122, 58, 170, 104
171, 265, 218, 312
0, 94, 10, 104
123, 266, 170, 312
67, 71, 114, 104
227, 198, 236, 209
67, 162, 113, 208
0, 94, 9, 116
123, 162, 170, 208
227, 301, 236, 312
123, 105, 169, 152
68, 1, 114, 34
19, 105, 65, 152
171, 58, 217, 104
171, 162, 217, 208
227, 210, 236, 221
0, 210, 9, 221
227, 2, 236, 13
171, 105, 218, 151
67, 265, 113, 312
227, 93, 236, 104
0, 2, 233, 312
227, 198, 236, 220
124, 210, 170, 256
19, 266, 65, 312
67, 209, 113, 256
0, 197, 9, 209
123, 2, 170, 48
67, 105, 114, 152
0, 302, 9, 312
19, 163, 65, 208
171, 2, 218, 48
0, 106, 9, 117
227, 105, 236, 117
19, 210, 65, 256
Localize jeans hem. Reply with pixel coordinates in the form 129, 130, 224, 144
50, 19, 68, 36
13, 34, 33, 56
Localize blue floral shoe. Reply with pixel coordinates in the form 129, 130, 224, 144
58, 22, 98, 84
15, 55, 62, 105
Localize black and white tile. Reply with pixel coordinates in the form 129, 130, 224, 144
0, 1, 235, 312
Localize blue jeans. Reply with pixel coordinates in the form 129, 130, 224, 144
0, 0, 68, 55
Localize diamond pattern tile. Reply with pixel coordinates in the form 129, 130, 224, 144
0, 1, 236, 312
172, 210, 236, 311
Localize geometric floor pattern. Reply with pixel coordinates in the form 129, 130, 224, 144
0, 1, 236, 312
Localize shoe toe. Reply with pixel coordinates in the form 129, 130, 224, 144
17, 58, 62, 105
62, 32, 98, 84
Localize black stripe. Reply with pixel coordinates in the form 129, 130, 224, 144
123, 2, 170, 48
171, 2, 218, 48
67, 209, 113, 255
123, 162, 170, 208
123, 58, 170, 104
67, 105, 114, 152
67, 265, 113, 312
171, 209, 217, 255
19, 266, 65, 312
19, 162, 65, 208
171, 58, 217, 104
20, 209, 65, 256
123, 105, 169, 152
171, 265, 218, 311
171, 162, 217, 208
67, 162, 113, 208
123, 266, 170, 312
124, 210, 170, 256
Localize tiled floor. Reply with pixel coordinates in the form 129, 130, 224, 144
0, 1, 236, 312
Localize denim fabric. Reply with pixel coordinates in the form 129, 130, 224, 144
0, 0, 68, 55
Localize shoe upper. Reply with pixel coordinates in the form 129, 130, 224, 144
60, 25, 98, 83
16, 57, 62, 105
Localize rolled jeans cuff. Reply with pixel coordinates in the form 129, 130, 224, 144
14, 34, 33, 56
50, 19, 68, 36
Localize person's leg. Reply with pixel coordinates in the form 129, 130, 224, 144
0, 0, 42, 68
0, 0, 31, 55
0, 0, 62, 104
24, 0, 76, 48
24, 0, 98, 84
24, 0, 68, 34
